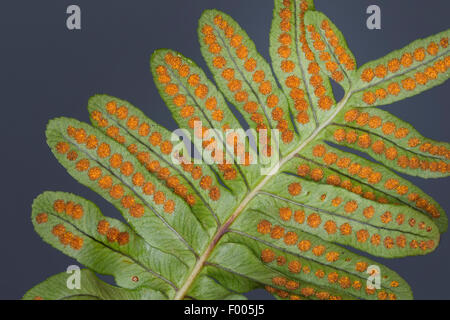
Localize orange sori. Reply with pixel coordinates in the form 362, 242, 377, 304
101, 104, 219, 204
96, 220, 130, 245
209, 15, 294, 144
51, 224, 83, 250
311, 144, 391, 198
35, 213, 48, 224
343, 110, 450, 162
156, 58, 237, 180
53, 199, 84, 220
332, 126, 447, 174
66, 125, 180, 215
260, 248, 276, 263
90, 110, 109, 128
361, 38, 446, 84
156, 53, 234, 149
319, 19, 355, 72
276, 0, 314, 127
300, 27, 335, 111
360, 43, 448, 104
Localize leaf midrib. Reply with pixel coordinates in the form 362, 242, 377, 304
173, 89, 354, 299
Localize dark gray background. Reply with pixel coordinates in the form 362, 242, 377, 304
0, 0, 448, 300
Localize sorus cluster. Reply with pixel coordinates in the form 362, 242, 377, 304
406, 192, 440, 219
260, 247, 342, 300
156, 53, 243, 179
313, 18, 355, 82
311, 143, 387, 186
272, 186, 434, 253
297, 45, 334, 112
92, 101, 173, 155
51, 223, 83, 250
331, 122, 449, 175
276, 0, 314, 126
175, 154, 222, 201
223, 131, 254, 166
260, 247, 397, 300
358, 209, 435, 252
93, 102, 216, 204
304, 149, 438, 230
303, 22, 344, 97
360, 37, 449, 105
52, 199, 84, 220
269, 275, 341, 300
271, 276, 299, 291
321, 136, 441, 219
342, 108, 450, 160
59, 125, 176, 216
265, 283, 342, 301
295, 5, 336, 115
157, 52, 229, 129
96, 220, 130, 245
281, 206, 358, 245
204, 14, 295, 145
257, 218, 343, 262
35, 212, 48, 224
295, 160, 390, 204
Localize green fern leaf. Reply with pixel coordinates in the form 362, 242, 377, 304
24, 269, 167, 300
350, 31, 449, 107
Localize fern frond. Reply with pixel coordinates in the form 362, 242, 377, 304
26, 0, 449, 300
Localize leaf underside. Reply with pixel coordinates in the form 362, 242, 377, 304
25, 0, 449, 301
